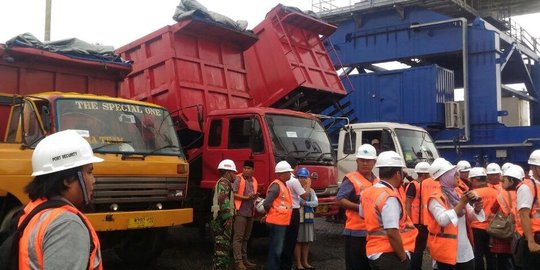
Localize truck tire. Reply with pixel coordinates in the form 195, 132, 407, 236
114, 228, 167, 265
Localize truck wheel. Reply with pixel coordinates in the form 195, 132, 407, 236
114, 228, 167, 265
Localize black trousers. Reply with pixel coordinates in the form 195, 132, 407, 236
410, 225, 428, 270
437, 259, 475, 270
495, 253, 514, 270
369, 252, 409, 270
344, 235, 370, 270
473, 228, 496, 270
280, 208, 300, 270
520, 235, 540, 270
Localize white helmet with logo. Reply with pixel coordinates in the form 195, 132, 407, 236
217, 159, 237, 172
503, 165, 525, 181
255, 197, 266, 214
414, 162, 430, 174
375, 151, 406, 168
429, 158, 455, 180
275, 161, 294, 173
486, 163, 502, 175
501, 162, 514, 173
468, 167, 487, 179
355, 144, 377, 160
528, 150, 540, 166
456, 160, 471, 172
32, 130, 103, 176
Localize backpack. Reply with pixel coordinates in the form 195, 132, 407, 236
0, 200, 68, 270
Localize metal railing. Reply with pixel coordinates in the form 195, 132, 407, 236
503, 17, 539, 54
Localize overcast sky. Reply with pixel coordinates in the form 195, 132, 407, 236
0, 0, 537, 49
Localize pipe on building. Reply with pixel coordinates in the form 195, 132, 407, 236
410, 18, 470, 143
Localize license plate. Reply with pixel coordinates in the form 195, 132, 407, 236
315, 205, 329, 214
128, 217, 154, 229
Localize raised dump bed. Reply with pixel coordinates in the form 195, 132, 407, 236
0, 44, 130, 97
244, 4, 347, 112
117, 17, 258, 135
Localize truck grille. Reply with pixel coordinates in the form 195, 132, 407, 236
92, 177, 187, 205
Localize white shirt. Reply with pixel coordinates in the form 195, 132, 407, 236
358, 180, 405, 260
428, 198, 485, 264
516, 179, 539, 210
286, 175, 306, 209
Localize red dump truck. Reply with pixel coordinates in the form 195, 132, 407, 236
0, 44, 192, 263
116, 4, 346, 226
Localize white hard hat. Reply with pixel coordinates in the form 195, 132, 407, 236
275, 161, 294, 173
456, 160, 471, 172
217, 159, 237, 172
501, 162, 513, 173
32, 130, 103, 176
503, 165, 525, 181
486, 163, 502, 175
468, 167, 487, 179
414, 162, 431, 174
429, 158, 455, 179
355, 144, 377, 159
375, 151, 406, 168
255, 197, 266, 214
528, 150, 540, 166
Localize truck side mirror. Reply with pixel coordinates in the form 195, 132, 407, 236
41, 105, 50, 131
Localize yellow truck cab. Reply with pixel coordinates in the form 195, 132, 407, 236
0, 92, 192, 263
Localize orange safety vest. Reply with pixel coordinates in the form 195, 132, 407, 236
234, 174, 258, 211
518, 180, 540, 233
362, 182, 418, 256
406, 181, 422, 225
426, 191, 473, 265
496, 187, 519, 234
18, 198, 102, 270
455, 179, 470, 196
470, 186, 499, 230
344, 171, 379, 231
420, 178, 439, 225
266, 180, 293, 226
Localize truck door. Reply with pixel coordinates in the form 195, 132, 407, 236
225, 116, 266, 193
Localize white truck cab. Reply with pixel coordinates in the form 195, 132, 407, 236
337, 122, 440, 183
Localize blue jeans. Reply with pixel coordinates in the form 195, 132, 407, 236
266, 224, 288, 270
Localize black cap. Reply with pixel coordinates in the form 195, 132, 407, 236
243, 160, 254, 168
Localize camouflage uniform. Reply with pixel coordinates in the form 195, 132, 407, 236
211, 177, 235, 270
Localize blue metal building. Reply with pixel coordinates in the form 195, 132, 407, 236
317, 0, 540, 167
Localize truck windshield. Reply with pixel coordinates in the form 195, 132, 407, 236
266, 114, 333, 164
55, 99, 183, 157
395, 128, 439, 167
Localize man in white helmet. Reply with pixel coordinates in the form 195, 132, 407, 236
456, 160, 472, 191
405, 161, 431, 270
211, 159, 238, 270
516, 150, 540, 268
486, 163, 502, 188
336, 144, 378, 270
263, 161, 294, 270
359, 151, 418, 269
16, 130, 103, 270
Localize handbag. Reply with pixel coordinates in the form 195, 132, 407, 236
487, 189, 515, 239
486, 210, 514, 239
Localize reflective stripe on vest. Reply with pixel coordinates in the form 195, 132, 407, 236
266, 180, 293, 226
420, 178, 439, 225
234, 174, 258, 211
18, 198, 102, 270
520, 180, 540, 231
426, 192, 459, 265
344, 171, 378, 231
362, 183, 418, 256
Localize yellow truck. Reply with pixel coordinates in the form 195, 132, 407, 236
0, 92, 192, 263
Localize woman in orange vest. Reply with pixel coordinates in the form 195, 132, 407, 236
426, 159, 485, 270
468, 167, 498, 270
491, 165, 523, 270
18, 130, 103, 270
360, 151, 418, 270
262, 161, 294, 270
